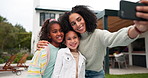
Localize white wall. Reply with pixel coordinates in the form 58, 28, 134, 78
144, 32, 148, 68
31, 0, 40, 53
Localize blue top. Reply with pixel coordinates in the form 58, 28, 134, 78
42, 44, 59, 78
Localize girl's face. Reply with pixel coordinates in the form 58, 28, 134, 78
69, 13, 86, 34
65, 31, 80, 52
49, 23, 64, 47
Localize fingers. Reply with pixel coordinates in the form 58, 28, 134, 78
39, 40, 50, 44
133, 0, 148, 33
139, 0, 148, 5
37, 40, 49, 48
36, 48, 41, 51
136, 12, 148, 19
136, 6, 148, 12
134, 20, 148, 25
136, 0, 148, 19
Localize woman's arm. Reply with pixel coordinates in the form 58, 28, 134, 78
128, 0, 148, 38
36, 40, 49, 50
99, 27, 138, 48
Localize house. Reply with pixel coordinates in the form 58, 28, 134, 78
97, 9, 148, 74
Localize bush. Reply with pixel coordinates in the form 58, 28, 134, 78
2, 56, 10, 62
0, 58, 4, 64
27, 54, 33, 60
13, 52, 25, 63
13, 57, 20, 63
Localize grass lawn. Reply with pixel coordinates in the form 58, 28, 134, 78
105, 73, 148, 78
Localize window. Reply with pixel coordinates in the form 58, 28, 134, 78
50, 13, 55, 19
40, 13, 55, 26
59, 14, 63, 17
132, 38, 145, 51
40, 13, 45, 26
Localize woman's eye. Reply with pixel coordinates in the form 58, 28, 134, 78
77, 17, 81, 22
71, 22, 76, 26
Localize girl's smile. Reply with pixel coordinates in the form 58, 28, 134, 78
65, 31, 80, 52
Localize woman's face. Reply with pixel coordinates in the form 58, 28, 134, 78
65, 31, 79, 52
49, 23, 64, 46
69, 13, 86, 34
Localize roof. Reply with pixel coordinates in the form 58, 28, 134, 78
96, 9, 134, 32
35, 6, 100, 13
35, 6, 70, 12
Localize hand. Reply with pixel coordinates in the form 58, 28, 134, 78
36, 40, 49, 50
134, 0, 148, 32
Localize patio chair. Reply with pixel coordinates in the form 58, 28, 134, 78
0, 54, 22, 75
113, 54, 127, 69
15, 53, 29, 70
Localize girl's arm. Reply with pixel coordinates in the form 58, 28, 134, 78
27, 50, 42, 78
52, 50, 63, 78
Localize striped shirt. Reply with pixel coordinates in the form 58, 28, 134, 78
28, 44, 59, 78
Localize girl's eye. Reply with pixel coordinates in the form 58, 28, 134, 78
67, 38, 71, 40
52, 30, 57, 33
73, 36, 77, 39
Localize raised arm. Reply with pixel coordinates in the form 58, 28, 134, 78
128, 0, 148, 39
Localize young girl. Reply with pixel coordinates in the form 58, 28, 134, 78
52, 30, 85, 78
28, 19, 64, 78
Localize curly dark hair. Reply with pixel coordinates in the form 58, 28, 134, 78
59, 5, 97, 33
39, 19, 61, 42
64, 29, 81, 39
58, 12, 72, 32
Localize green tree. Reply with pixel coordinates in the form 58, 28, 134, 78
0, 22, 16, 51
14, 24, 26, 32
0, 16, 7, 23
0, 15, 31, 54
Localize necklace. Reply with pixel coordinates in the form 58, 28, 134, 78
71, 52, 79, 58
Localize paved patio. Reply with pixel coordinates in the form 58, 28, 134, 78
0, 60, 148, 78
0, 60, 30, 78
110, 65, 148, 75
0, 70, 27, 78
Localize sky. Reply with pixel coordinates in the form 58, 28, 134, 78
0, 0, 138, 32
